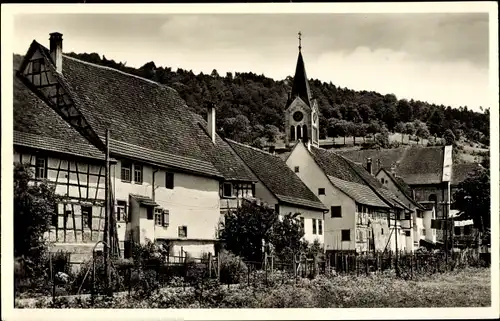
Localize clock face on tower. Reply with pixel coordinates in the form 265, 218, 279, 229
293, 111, 304, 122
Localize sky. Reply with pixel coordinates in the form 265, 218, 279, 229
12, 13, 491, 111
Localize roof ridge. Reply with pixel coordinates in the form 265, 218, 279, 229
63, 54, 175, 92
226, 138, 279, 157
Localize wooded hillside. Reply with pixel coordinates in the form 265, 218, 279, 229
13, 52, 490, 147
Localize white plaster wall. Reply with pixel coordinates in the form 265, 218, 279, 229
113, 160, 221, 244
286, 143, 356, 251
280, 204, 324, 245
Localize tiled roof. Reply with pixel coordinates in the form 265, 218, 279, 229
328, 176, 389, 208
15, 43, 255, 181
378, 168, 422, 209
13, 58, 105, 161
338, 146, 446, 185
227, 140, 326, 211
310, 146, 402, 209
451, 163, 483, 186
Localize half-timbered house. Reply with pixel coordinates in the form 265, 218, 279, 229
14, 32, 257, 261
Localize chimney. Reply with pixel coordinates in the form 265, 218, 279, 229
49, 32, 63, 73
207, 102, 216, 143
366, 158, 373, 175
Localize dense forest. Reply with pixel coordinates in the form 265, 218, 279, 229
15, 52, 490, 147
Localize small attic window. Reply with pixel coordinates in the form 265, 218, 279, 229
32, 59, 43, 73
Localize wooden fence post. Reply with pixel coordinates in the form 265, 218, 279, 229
208, 252, 212, 278
217, 251, 221, 281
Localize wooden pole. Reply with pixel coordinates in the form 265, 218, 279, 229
104, 129, 111, 295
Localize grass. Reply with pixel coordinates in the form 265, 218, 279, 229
15, 267, 490, 308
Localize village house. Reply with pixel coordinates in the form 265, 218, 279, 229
14, 32, 257, 262
376, 168, 436, 246
339, 146, 482, 246
285, 142, 413, 254
226, 140, 327, 245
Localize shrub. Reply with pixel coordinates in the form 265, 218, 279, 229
218, 250, 248, 284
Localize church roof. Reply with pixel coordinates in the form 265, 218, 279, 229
288, 51, 312, 108
227, 140, 327, 211
14, 40, 256, 182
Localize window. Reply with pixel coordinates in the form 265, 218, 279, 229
178, 226, 187, 238
155, 208, 163, 226
312, 218, 317, 234
405, 230, 411, 237
381, 178, 385, 184
147, 207, 153, 220
222, 182, 232, 197
318, 188, 325, 195
294, 166, 300, 173
64, 210, 71, 228
274, 204, 280, 214
381, 228, 384, 235
428, 194, 437, 203
464, 225, 472, 235
300, 217, 305, 231
51, 212, 58, 227
134, 164, 143, 184
81, 205, 92, 229
35, 156, 47, 179
121, 161, 132, 182
165, 172, 174, 189
331, 206, 342, 218
422, 228, 426, 236
318, 219, 323, 235
117, 200, 127, 222
357, 204, 363, 213
454, 227, 461, 236
341, 229, 351, 241
32, 59, 42, 73
162, 210, 170, 227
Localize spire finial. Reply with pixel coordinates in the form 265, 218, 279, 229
298, 31, 302, 51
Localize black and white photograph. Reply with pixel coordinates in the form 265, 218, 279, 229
1, 2, 498, 319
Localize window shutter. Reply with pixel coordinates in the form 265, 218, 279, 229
163, 210, 169, 227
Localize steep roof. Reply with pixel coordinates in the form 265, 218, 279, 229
378, 168, 423, 209
288, 51, 312, 108
451, 163, 483, 186
15, 42, 255, 182
328, 176, 389, 209
309, 145, 400, 209
337, 146, 446, 185
227, 140, 326, 211
13, 55, 106, 161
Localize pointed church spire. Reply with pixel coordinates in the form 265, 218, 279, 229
290, 31, 312, 107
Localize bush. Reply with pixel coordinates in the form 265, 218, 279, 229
218, 250, 248, 284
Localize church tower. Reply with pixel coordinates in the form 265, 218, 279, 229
284, 32, 320, 148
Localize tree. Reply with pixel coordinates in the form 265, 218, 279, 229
220, 200, 304, 263
263, 124, 280, 143
414, 120, 430, 144
443, 129, 456, 146
404, 122, 416, 142
269, 212, 304, 264
453, 168, 490, 242
394, 122, 406, 143
14, 163, 59, 276
220, 200, 276, 262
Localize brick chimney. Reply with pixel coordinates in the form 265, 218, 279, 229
366, 157, 373, 175
49, 32, 63, 73
207, 102, 216, 143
